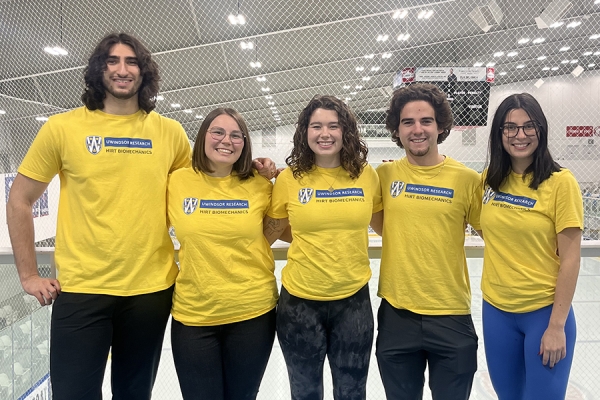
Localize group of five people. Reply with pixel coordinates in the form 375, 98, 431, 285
7, 32, 582, 400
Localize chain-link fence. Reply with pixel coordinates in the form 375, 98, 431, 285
1, 0, 599, 398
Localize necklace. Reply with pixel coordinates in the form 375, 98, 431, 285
318, 167, 342, 192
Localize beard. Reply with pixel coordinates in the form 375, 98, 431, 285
103, 76, 141, 101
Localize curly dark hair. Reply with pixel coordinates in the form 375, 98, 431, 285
192, 108, 254, 180
485, 93, 560, 192
385, 83, 453, 147
286, 95, 368, 179
81, 33, 159, 113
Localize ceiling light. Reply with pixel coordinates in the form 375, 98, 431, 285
507, 51, 518, 57
559, 46, 570, 51
350, 92, 357, 95
355, 85, 363, 89
36, 116, 49, 122
43, 46, 68, 56
518, 38, 530, 44
417, 10, 434, 19
595, 51, 600, 55
473, 62, 483, 67
382, 53, 392, 59
542, 66, 551, 70
486, 62, 496, 67
270, 106, 277, 110
393, 9, 408, 19
183, 109, 193, 114
171, 103, 181, 108
371, 66, 380, 71
549, 21, 564, 28
265, 95, 272, 99
397, 33, 410, 41
595, 0, 600, 4
499, 71, 507, 75
343, 85, 350, 89
362, 76, 371, 81
516, 64, 525, 69
493, 51, 504, 57
256, 76, 266, 82
240, 41, 254, 50
268, 101, 275, 105
566, 21, 581, 28
0, 110, 6, 115
228, 14, 246, 25
195, 115, 203, 119
533, 37, 546, 44
355, 66, 364, 71
561, 59, 570, 63
551, 66, 559, 70
376, 34, 389, 42
572, 65, 584, 76
156, 95, 164, 101
250, 61, 261, 68
261, 87, 270, 92
364, 54, 375, 59
589, 63, 596, 67
537, 55, 547, 60
583, 51, 593, 56
344, 97, 352, 101
590, 34, 600, 39
570, 59, 578, 63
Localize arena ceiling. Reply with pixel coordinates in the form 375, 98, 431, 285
0, 0, 599, 140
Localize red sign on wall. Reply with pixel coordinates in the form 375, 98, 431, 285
566, 126, 594, 137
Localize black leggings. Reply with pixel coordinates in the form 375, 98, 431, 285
276, 284, 374, 400
50, 286, 174, 400
171, 308, 276, 400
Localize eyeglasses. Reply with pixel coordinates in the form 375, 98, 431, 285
207, 128, 245, 144
500, 122, 538, 138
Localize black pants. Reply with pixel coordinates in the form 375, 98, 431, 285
276, 284, 374, 400
50, 286, 174, 400
375, 299, 478, 400
171, 308, 276, 400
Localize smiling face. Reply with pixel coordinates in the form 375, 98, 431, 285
204, 113, 245, 175
307, 108, 343, 167
102, 43, 142, 103
396, 100, 443, 166
501, 108, 539, 173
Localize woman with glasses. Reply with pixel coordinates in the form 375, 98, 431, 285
263, 95, 382, 400
480, 93, 583, 400
167, 108, 278, 399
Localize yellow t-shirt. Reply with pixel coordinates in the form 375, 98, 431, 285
268, 165, 382, 301
480, 169, 583, 313
377, 157, 482, 315
167, 168, 277, 326
18, 107, 192, 295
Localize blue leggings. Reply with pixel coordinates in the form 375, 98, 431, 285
482, 301, 576, 400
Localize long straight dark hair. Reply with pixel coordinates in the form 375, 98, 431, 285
485, 93, 560, 192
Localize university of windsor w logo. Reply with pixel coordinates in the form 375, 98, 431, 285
86, 136, 102, 155
483, 187, 496, 204
183, 198, 198, 215
298, 188, 313, 204
390, 181, 405, 198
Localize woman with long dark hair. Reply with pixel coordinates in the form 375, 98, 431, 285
481, 93, 583, 400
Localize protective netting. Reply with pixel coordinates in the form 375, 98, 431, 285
1, 0, 599, 398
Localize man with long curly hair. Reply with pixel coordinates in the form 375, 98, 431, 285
371, 83, 482, 400
7, 33, 192, 399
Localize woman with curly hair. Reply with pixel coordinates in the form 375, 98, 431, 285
264, 95, 382, 400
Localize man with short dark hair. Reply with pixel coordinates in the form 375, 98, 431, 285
371, 83, 482, 400
7, 32, 190, 400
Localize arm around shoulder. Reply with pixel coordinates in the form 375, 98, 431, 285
7, 174, 61, 306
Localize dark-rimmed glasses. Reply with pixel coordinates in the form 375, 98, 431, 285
208, 128, 245, 144
500, 122, 538, 138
